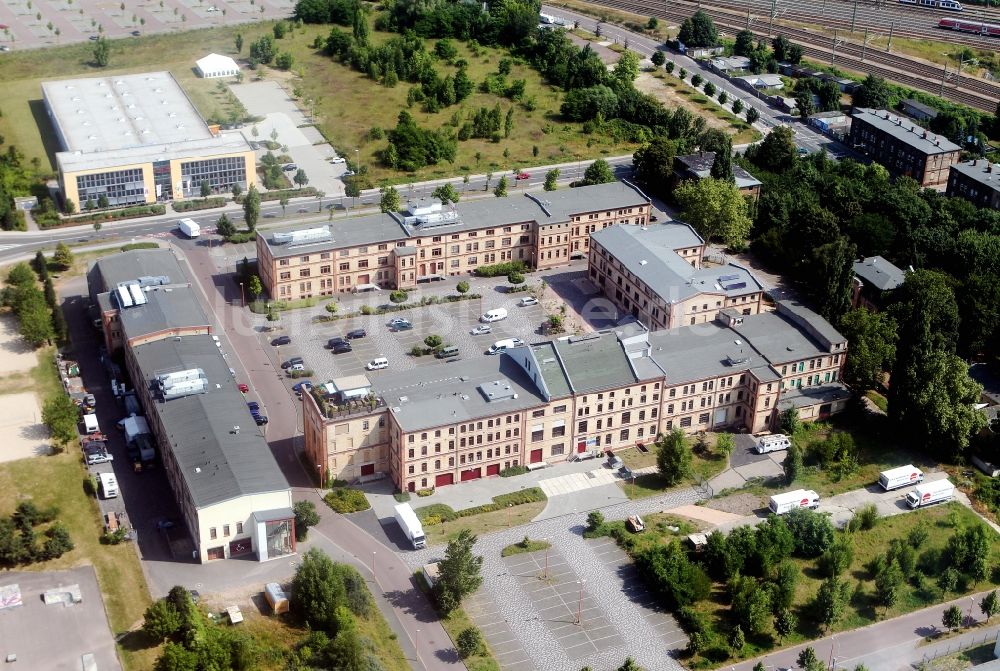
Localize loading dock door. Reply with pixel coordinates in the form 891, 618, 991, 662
435, 473, 454, 487
460, 468, 482, 481
530, 448, 543, 463
486, 464, 500, 476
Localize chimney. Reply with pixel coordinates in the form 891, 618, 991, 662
923, 131, 928, 139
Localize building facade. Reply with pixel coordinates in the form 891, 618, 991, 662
588, 223, 765, 331
946, 160, 1000, 211
256, 182, 652, 301
848, 108, 960, 187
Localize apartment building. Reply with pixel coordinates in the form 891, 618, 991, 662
851, 255, 907, 313
588, 223, 765, 331
848, 108, 961, 187
673, 152, 763, 200
946, 160, 1000, 211
256, 182, 652, 301
302, 304, 849, 492
88, 252, 293, 563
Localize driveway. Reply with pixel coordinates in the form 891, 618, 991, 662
231, 81, 348, 198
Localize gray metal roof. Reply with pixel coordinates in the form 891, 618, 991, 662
525, 342, 573, 399
88, 249, 183, 294
262, 181, 650, 258
731, 309, 839, 365
675, 152, 762, 190
851, 108, 961, 154
949, 160, 1000, 194
130, 335, 289, 508
777, 383, 852, 411
374, 355, 547, 432
901, 98, 938, 118
648, 321, 768, 383
852, 256, 906, 292
549, 329, 657, 393
118, 285, 211, 342
591, 224, 763, 304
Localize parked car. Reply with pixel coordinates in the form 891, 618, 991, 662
326, 337, 348, 349
237, 383, 249, 394
292, 381, 313, 393
289, 363, 306, 372
246, 402, 260, 412
281, 357, 304, 369
331, 156, 346, 164
366, 357, 389, 371
518, 296, 539, 307
271, 335, 291, 346
626, 515, 645, 532
86, 449, 114, 465
619, 466, 634, 480
131, 29, 140, 36
332, 343, 353, 354
515, 172, 531, 180
253, 414, 269, 426
346, 328, 367, 339
470, 324, 492, 335
283, 163, 298, 172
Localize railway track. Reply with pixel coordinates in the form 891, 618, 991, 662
581, 0, 999, 110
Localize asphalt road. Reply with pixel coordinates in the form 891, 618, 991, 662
542, 4, 848, 157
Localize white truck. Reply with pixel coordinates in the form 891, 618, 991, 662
768, 489, 820, 515
878, 465, 924, 491
178, 218, 200, 238
82, 413, 100, 434
754, 434, 791, 454
905, 479, 955, 509
394, 503, 426, 550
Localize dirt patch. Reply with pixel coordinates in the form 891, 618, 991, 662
664, 503, 744, 527
705, 492, 767, 516
635, 72, 732, 134
0, 314, 40, 375
0, 392, 51, 462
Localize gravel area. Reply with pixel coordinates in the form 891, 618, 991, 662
704, 492, 767, 516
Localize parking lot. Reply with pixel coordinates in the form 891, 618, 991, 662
262, 293, 548, 391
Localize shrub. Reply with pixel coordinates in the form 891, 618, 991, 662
390, 290, 408, 304
474, 260, 529, 278
456, 627, 484, 658
416, 487, 435, 497
856, 503, 879, 530
289, 369, 314, 378
325, 302, 338, 314
172, 197, 225, 212
120, 242, 160, 252
587, 511, 605, 531
360, 305, 374, 315
507, 270, 525, 285
323, 488, 371, 513
499, 465, 528, 477
691, 73, 703, 87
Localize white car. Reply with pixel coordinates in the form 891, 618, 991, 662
519, 296, 539, 307
86, 450, 114, 465
470, 325, 492, 335
289, 363, 306, 372
331, 156, 346, 164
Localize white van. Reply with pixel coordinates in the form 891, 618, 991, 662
82, 413, 100, 434
768, 489, 820, 515
488, 338, 525, 355
365, 357, 389, 371
754, 434, 791, 454
98, 472, 119, 499
480, 308, 508, 323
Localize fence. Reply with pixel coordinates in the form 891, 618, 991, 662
919, 630, 998, 668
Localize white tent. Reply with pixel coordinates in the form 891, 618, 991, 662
196, 53, 240, 79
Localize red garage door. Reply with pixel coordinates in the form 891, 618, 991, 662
530, 448, 543, 463
361, 463, 375, 476
577, 440, 587, 453
486, 464, 500, 476
460, 468, 482, 481
435, 473, 454, 487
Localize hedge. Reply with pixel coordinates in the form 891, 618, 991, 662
312, 293, 482, 323
223, 231, 257, 244
173, 197, 225, 212
52, 204, 166, 228
474, 260, 530, 278
499, 465, 529, 478
235, 186, 319, 203
120, 242, 160, 252
323, 488, 370, 513
415, 487, 546, 526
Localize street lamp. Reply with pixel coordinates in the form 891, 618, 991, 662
238, 281, 244, 307
371, 550, 377, 583
414, 628, 421, 664
576, 579, 587, 625
506, 503, 513, 527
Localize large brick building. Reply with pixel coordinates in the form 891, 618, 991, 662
304, 302, 849, 492
946, 160, 1000, 211
587, 223, 765, 331
255, 182, 652, 301
847, 108, 960, 187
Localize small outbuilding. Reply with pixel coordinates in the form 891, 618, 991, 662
264, 582, 289, 615
196, 53, 241, 79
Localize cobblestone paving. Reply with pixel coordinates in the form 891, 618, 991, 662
404, 487, 704, 671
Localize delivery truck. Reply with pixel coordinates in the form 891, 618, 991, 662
178, 218, 200, 238
878, 465, 924, 491
905, 479, 954, 509
768, 489, 820, 515
394, 503, 426, 550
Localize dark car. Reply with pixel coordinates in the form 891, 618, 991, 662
253, 414, 269, 426
247, 401, 260, 412
327, 337, 348, 349
271, 335, 291, 346
332, 343, 353, 354
131, 30, 141, 36
280, 357, 304, 369
346, 328, 367, 339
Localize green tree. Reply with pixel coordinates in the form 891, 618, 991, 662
493, 175, 508, 198
839, 308, 897, 391
42, 522, 73, 559
728, 624, 745, 653
433, 183, 460, 204
651, 50, 665, 67
874, 559, 903, 612
379, 185, 400, 213
774, 607, 797, 643
819, 538, 854, 577
772, 34, 791, 61
786, 508, 834, 557
772, 562, 799, 610
798, 647, 823, 671
93, 36, 109, 66
6, 263, 35, 288
64, 198, 76, 215
143, 598, 182, 642
294, 168, 308, 187
544, 169, 559, 192
810, 235, 857, 324
245, 275, 262, 299
434, 529, 483, 615
52, 242, 73, 270
655, 429, 691, 486
814, 577, 849, 631
582, 159, 615, 185
456, 627, 483, 658
732, 98, 744, 114
942, 604, 963, 631
855, 74, 893, 109
235, 32, 243, 53
504, 108, 514, 138
747, 125, 797, 173
215, 213, 236, 238
232, 182, 242, 199
617, 658, 643, 671
746, 106, 760, 124
199, 180, 211, 198
677, 10, 718, 47
293, 500, 320, 541
424, 335, 443, 349
938, 566, 959, 600
507, 271, 525, 286
279, 195, 289, 217
32, 251, 48, 280
456, 281, 470, 295
734, 29, 755, 56
19, 293, 55, 348
632, 137, 678, 198
156, 642, 198, 671
612, 50, 641, 85
243, 184, 260, 231
42, 390, 77, 443
715, 433, 734, 460
709, 136, 733, 182
51, 305, 68, 344
97, 194, 109, 209
290, 548, 347, 632
674, 177, 752, 248
980, 590, 999, 622
781, 407, 801, 435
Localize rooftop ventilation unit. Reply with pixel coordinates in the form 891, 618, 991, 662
721, 281, 748, 291
479, 379, 518, 402
156, 368, 208, 400
272, 226, 332, 246
116, 285, 134, 308
137, 275, 171, 287
726, 352, 751, 365
719, 273, 741, 282
127, 283, 147, 306
403, 210, 460, 229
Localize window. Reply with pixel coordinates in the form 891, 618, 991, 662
209, 527, 217, 540
552, 424, 565, 437
578, 420, 587, 433
532, 409, 545, 418
236, 522, 243, 534
223, 524, 230, 537
551, 443, 565, 456
553, 404, 567, 413
680, 417, 692, 428
620, 429, 629, 441
699, 413, 710, 424
621, 411, 631, 424
339, 263, 350, 271
531, 428, 544, 442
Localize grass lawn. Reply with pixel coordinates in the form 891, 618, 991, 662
416, 570, 500, 671
683, 503, 1000, 668
501, 538, 552, 557
617, 436, 729, 500
420, 501, 548, 547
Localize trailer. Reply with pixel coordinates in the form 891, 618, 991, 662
878, 465, 924, 491
768, 489, 820, 515
178, 218, 200, 238
905, 479, 955, 509
394, 503, 426, 550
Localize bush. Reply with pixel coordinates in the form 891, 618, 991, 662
120, 242, 160, 252
55, 204, 167, 228
172, 197, 225, 212
691, 73, 703, 87
288, 369, 314, 378
390, 290, 408, 304
456, 627, 484, 658
416, 487, 435, 497
587, 511, 605, 531
499, 465, 528, 477
856, 503, 879, 530
325, 302, 339, 314
474, 260, 529, 278
507, 270, 525, 285
323, 488, 371, 513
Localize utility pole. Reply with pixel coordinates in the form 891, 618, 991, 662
860, 27, 868, 62
768, 0, 777, 37
830, 29, 838, 66
886, 20, 894, 52
746, 0, 751, 30
850, 0, 859, 33
940, 60, 948, 97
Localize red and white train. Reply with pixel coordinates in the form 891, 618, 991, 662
938, 17, 1000, 36
901, 0, 963, 10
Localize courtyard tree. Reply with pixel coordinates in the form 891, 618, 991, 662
52, 242, 73, 270
434, 529, 483, 615
655, 429, 691, 486
242, 184, 261, 231
215, 213, 236, 238
839, 308, 897, 391
379, 185, 400, 213
456, 281, 470, 295
582, 159, 615, 185
293, 500, 320, 541
544, 169, 559, 191
432, 183, 460, 204
248, 274, 263, 299
294, 168, 309, 187
674, 177, 752, 249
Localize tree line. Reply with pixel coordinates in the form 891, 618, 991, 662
0, 501, 74, 568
